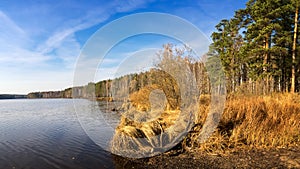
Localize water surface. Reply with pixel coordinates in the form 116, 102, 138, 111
0, 99, 120, 169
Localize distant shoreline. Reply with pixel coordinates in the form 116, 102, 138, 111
0, 94, 27, 99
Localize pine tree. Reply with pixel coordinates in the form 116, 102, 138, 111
210, 0, 298, 94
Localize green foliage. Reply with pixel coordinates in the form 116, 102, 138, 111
210, 0, 300, 93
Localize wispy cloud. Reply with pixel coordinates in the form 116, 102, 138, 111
0, 10, 47, 64
37, 0, 154, 64
0, 10, 27, 48
37, 13, 109, 55
0, 10, 25, 35
1, 0, 241, 94
0, 1, 155, 93
95, 47, 160, 81
115, 0, 153, 12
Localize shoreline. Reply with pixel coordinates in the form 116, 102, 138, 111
113, 146, 300, 168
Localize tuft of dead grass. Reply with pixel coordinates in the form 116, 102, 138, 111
185, 93, 300, 154
110, 83, 195, 158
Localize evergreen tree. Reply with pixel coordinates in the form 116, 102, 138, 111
210, 0, 299, 94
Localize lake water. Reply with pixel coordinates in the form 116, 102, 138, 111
0, 99, 124, 169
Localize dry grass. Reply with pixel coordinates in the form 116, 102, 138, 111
110, 83, 196, 157
185, 93, 300, 153
110, 92, 300, 156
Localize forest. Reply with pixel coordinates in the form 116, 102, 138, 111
209, 0, 300, 94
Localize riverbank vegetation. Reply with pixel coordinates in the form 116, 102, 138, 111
186, 0, 300, 153
184, 93, 300, 154
110, 0, 300, 156
109, 43, 300, 157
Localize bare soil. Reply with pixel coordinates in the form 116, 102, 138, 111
113, 147, 300, 169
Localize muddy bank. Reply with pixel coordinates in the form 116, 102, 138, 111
113, 147, 300, 169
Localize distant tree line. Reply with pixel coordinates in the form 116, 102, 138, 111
27, 44, 210, 101
0, 94, 27, 99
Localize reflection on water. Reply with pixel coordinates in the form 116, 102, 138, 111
0, 99, 122, 169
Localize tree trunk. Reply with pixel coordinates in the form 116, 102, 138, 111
263, 34, 270, 94
263, 35, 269, 72
291, 4, 298, 93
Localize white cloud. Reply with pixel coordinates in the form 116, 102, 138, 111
52, 34, 81, 68
36, 0, 153, 56
0, 10, 27, 48
115, 0, 153, 12
37, 14, 110, 55
94, 48, 159, 81
0, 1, 156, 94
95, 66, 119, 81
0, 49, 50, 64
0, 10, 50, 66
0, 70, 74, 94
0, 10, 49, 65
0, 10, 25, 35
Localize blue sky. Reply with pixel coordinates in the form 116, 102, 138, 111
0, 0, 247, 94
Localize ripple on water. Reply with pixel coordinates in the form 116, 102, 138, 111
0, 99, 116, 169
